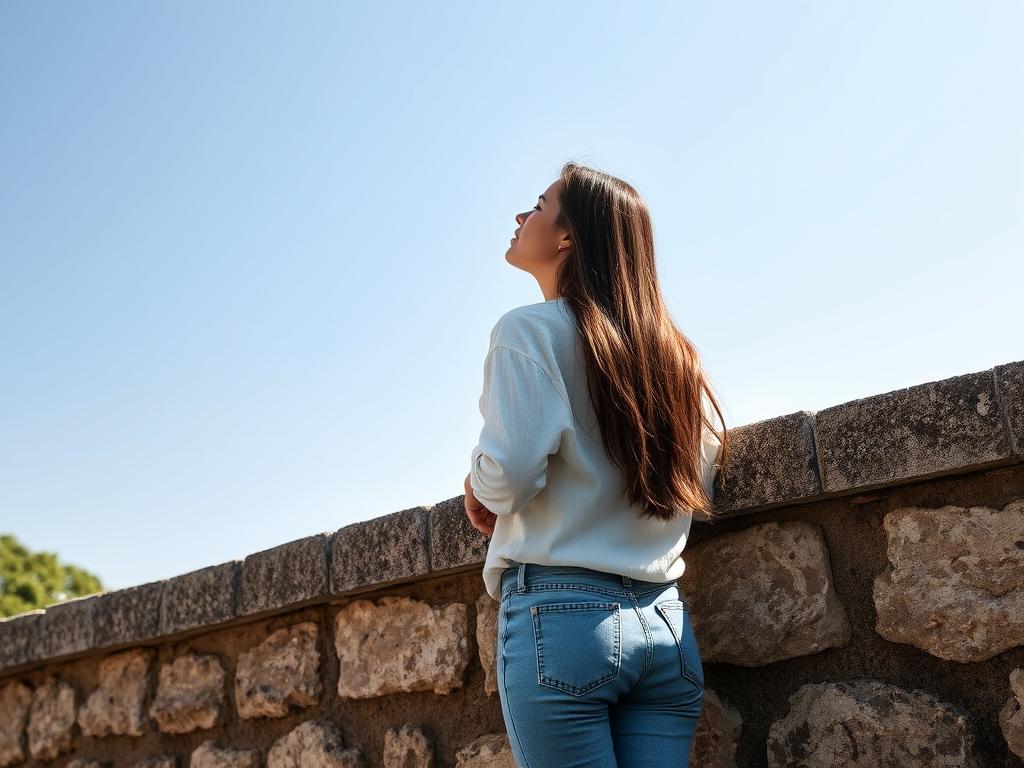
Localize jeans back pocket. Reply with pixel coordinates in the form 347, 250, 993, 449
531, 601, 621, 696
654, 599, 704, 690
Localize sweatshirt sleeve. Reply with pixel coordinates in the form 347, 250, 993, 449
691, 389, 724, 523
469, 344, 573, 516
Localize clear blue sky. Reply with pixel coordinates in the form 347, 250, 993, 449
1, 2, 1020, 592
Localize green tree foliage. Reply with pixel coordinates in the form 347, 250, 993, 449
0, 533, 104, 618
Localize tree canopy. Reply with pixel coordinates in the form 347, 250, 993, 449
0, 533, 104, 618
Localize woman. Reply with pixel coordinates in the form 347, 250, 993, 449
463, 161, 729, 768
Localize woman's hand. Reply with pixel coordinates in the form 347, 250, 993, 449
464, 473, 497, 536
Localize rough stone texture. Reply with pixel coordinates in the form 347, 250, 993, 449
815, 368, 1011, 493
474, 593, 499, 696
997, 360, 1024, 458
331, 507, 432, 594
77, 648, 152, 737
382, 724, 434, 768
26, 678, 76, 762
239, 534, 330, 617
235, 622, 321, 719
93, 580, 164, 648
0, 361, 1021, 766
335, 595, 470, 699
35, 593, 98, 660
148, 652, 226, 733
66, 759, 108, 768
1000, 667, 1024, 759
161, 561, 239, 635
0, 681, 32, 767
132, 757, 177, 768
191, 740, 260, 768
426, 497, 490, 576
0, 610, 41, 670
711, 412, 821, 513
681, 520, 851, 665
690, 687, 742, 767
766, 680, 983, 767
453, 733, 513, 768
873, 498, 1024, 662
266, 720, 364, 768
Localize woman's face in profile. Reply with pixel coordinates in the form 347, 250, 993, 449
507, 178, 569, 269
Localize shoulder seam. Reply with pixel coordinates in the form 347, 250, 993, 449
489, 344, 573, 414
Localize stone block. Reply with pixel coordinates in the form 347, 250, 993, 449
330, 507, 431, 595
26, 678, 76, 762
767, 680, 982, 766
873, 498, 1024, 662
235, 622, 320, 719
239, 534, 330, 617
78, 648, 152, 737
815, 368, 1010, 493
149, 652, 226, 733
334, 596, 469, 698
682, 520, 851, 666
161, 561, 239, 635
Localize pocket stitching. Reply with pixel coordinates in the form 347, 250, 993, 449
532, 602, 621, 696
654, 601, 704, 691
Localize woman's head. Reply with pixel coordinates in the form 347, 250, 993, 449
505, 178, 572, 298
516, 161, 729, 522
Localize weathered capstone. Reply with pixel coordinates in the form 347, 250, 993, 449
999, 667, 1024, 759
0, 681, 32, 767
382, 724, 434, 768
453, 733, 513, 768
681, 520, 851, 666
873, 498, 1024, 662
0, 610, 41, 669
266, 720, 364, 768
148, 652, 226, 733
35, 594, 97, 660
235, 622, 321, 719
93, 580, 163, 647
814, 369, 1011, 492
191, 740, 260, 768
690, 687, 742, 767
997, 360, 1024, 457
474, 594, 499, 696
77, 648, 152, 737
330, 507, 433, 594
766, 680, 982, 767
239, 534, 330, 617
424, 498, 491, 577
334, 596, 469, 698
26, 677, 76, 762
709, 412, 821, 512
161, 561, 239, 636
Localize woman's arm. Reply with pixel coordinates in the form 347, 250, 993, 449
465, 340, 572, 525
464, 472, 497, 535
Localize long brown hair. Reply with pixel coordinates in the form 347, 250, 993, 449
553, 161, 729, 522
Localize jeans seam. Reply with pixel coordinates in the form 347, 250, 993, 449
626, 589, 654, 685
655, 602, 705, 691
510, 582, 671, 598
500, 598, 536, 768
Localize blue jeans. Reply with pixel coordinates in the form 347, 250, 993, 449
497, 563, 705, 768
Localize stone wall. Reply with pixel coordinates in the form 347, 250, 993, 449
2, 359, 1024, 767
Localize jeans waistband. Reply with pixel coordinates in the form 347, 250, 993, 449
500, 562, 679, 596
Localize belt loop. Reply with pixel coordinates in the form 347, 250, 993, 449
622, 574, 632, 587
517, 562, 526, 592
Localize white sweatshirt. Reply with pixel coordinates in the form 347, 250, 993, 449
469, 297, 724, 601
